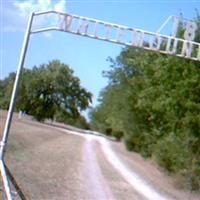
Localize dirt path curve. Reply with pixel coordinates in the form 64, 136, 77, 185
60, 128, 171, 200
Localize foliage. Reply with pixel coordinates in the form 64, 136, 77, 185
0, 60, 92, 127
90, 15, 200, 190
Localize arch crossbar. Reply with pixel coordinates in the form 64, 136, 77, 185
32, 10, 200, 61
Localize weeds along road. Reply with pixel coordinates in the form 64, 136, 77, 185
0, 115, 199, 200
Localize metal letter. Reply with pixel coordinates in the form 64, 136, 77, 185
166, 37, 178, 54
60, 14, 72, 31
184, 21, 197, 41
172, 16, 180, 37
166, 37, 171, 52
77, 19, 89, 35
132, 30, 144, 47
105, 24, 112, 40
197, 45, 200, 60
94, 22, 99, 38
149, 34, 161, 50
116, 27, 124, 42
172, 38, 178, 54
181, 41, 193, 57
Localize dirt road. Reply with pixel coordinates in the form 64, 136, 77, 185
0, 115, 199, 199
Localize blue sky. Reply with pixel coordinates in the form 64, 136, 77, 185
1, 0, 200, 111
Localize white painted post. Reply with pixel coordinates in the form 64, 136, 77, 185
0, 12, 34, 200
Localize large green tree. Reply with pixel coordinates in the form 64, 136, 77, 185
1, 60, 92, 125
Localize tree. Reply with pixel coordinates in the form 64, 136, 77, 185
90, 14, 200, 190
0, 73, 16, 110
0, 60, 92, 125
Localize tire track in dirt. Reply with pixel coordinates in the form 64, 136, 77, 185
82, 138, 114, 200
98, 137, 171, 200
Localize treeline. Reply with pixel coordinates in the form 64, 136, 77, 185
90, 15, 200, 190
0, 60, 92, 128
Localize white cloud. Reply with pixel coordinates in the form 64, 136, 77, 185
3, 0, 67, 34
38, 0, 51, 9
14, 0, 66, 17
14, 0, 36, 17
54, 0, 66, 12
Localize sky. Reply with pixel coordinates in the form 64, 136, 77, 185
1, 0, 200, 114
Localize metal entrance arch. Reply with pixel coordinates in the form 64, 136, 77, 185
1, 10, 200, 200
